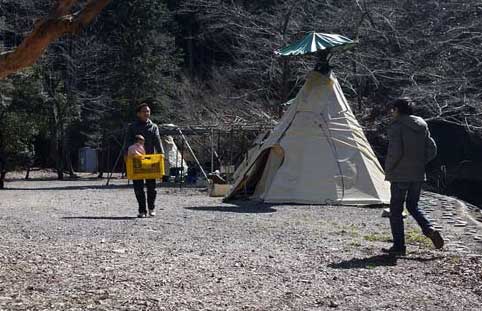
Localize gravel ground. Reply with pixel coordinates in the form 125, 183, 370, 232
0, 173, 481, 311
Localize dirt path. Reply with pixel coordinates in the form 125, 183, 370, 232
0, 176, 481, 310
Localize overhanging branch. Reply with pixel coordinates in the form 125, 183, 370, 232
0, 0, 112, 80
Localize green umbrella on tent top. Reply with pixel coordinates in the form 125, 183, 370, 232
275, 32, 356, 72
275, 32, 355, 56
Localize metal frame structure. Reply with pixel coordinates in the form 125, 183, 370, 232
104, 123, 275, 187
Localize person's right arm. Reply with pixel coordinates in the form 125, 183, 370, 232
385, 124, 403, 174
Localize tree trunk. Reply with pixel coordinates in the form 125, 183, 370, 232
65, 148, 75, 177
278, 3, 297, 118
279, 58, 290, 118
0, 171, 5, 189
56, 125, 65, 180
187, 21, 194, 76
0, 154, 6, 189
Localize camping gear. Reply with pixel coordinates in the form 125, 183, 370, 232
274, 32, 355, 56
208, 182, 230, 197
225, 70, 390, 205
162, 135, 189, 177
126, 154, 165, 180
78, 147, 98, 172
275, 31, 356, 74
225, 32, 388, 205
177, 128, 208, 181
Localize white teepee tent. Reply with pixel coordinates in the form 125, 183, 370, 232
225, 71, 390, 205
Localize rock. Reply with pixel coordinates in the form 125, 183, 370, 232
102, 266, 115, 272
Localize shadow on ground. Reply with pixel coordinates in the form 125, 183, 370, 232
328, 255, 398, 269
5, 174, 101, 182
3, 184, 131, 191
2, 180, 205, 191
62, 216, 138, 220
185, 201, 277, 214
329, 254, 444, 269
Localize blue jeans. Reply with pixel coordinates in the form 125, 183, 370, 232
389, 182, 432, 248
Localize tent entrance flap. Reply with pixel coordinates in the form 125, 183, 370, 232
231, 145, 285, 199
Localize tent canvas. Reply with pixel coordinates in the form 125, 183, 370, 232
232, 129, 272, 182
225, 71, 390, 205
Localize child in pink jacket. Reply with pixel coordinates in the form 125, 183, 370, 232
127, 135, 146, 156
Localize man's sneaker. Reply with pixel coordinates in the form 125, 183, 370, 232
427, 229, 444, 249
382, 245, 407, 256
137, 213, 147, 218
148, 210, 156, 217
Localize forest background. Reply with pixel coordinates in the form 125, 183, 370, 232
1, 0, 482, 205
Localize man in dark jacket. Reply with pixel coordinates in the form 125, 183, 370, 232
384, 98, 444, 255
126, 103, 165, 218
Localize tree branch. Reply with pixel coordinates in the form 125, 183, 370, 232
0, 0, 112, 80
51, 0, 78, 17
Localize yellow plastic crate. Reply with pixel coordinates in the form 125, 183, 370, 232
126, 154, 165, 180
